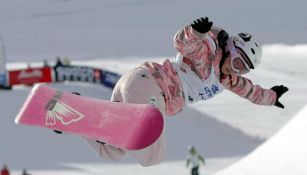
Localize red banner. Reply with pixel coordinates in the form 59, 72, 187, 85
8, 67, 53, 86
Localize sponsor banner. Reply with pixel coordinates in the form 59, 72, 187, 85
8, 67, 53, 86
54, 65, 102, 83
101, 71, 121, 88
0, 74, 6, 85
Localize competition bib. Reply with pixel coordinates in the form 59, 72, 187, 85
172, 54, 224, 104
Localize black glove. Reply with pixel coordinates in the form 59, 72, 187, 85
271, 85, 289, 108
217, 30, 229, 50
191, 17, 213, 34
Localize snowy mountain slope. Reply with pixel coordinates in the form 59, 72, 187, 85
215, 105, 307, 175
1, 0, 307, 61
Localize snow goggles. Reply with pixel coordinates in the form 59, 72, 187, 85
227, 39, 251, 75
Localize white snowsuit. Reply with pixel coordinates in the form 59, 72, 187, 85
82, 67, 167, 166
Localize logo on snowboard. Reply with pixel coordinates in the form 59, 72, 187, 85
45, 91, 84, 126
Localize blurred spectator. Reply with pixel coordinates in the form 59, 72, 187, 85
55, 56, 63, 66
27, 63, 31, 69
43, 59, 49, 67
186, 146, 205, 175
21, 169, 30, 175
1, 164, 10, 175
62, 57, 71, 65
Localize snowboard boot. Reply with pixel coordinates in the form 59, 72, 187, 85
96, 140, 106, 145
96, 140, 123, 152
72, 92, 81, 96
53, 130, 63, 134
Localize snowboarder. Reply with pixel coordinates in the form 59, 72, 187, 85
186, 146, 205, 175
83, 17, 288, 166
1, 165, 10, 175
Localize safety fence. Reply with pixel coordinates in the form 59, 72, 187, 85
0, 63, 121, 90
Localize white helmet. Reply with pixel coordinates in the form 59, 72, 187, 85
230, 33, 262, 69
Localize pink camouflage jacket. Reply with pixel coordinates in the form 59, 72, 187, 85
142, 25, 277, 116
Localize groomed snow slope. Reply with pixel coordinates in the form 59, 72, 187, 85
215, 104, 307, 175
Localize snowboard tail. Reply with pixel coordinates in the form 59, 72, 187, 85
15, 84, 164, 150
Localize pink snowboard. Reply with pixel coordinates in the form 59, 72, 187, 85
15, 84, 164, 150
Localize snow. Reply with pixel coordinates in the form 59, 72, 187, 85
215, 105, 307, 175
1, 0, 307, 175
